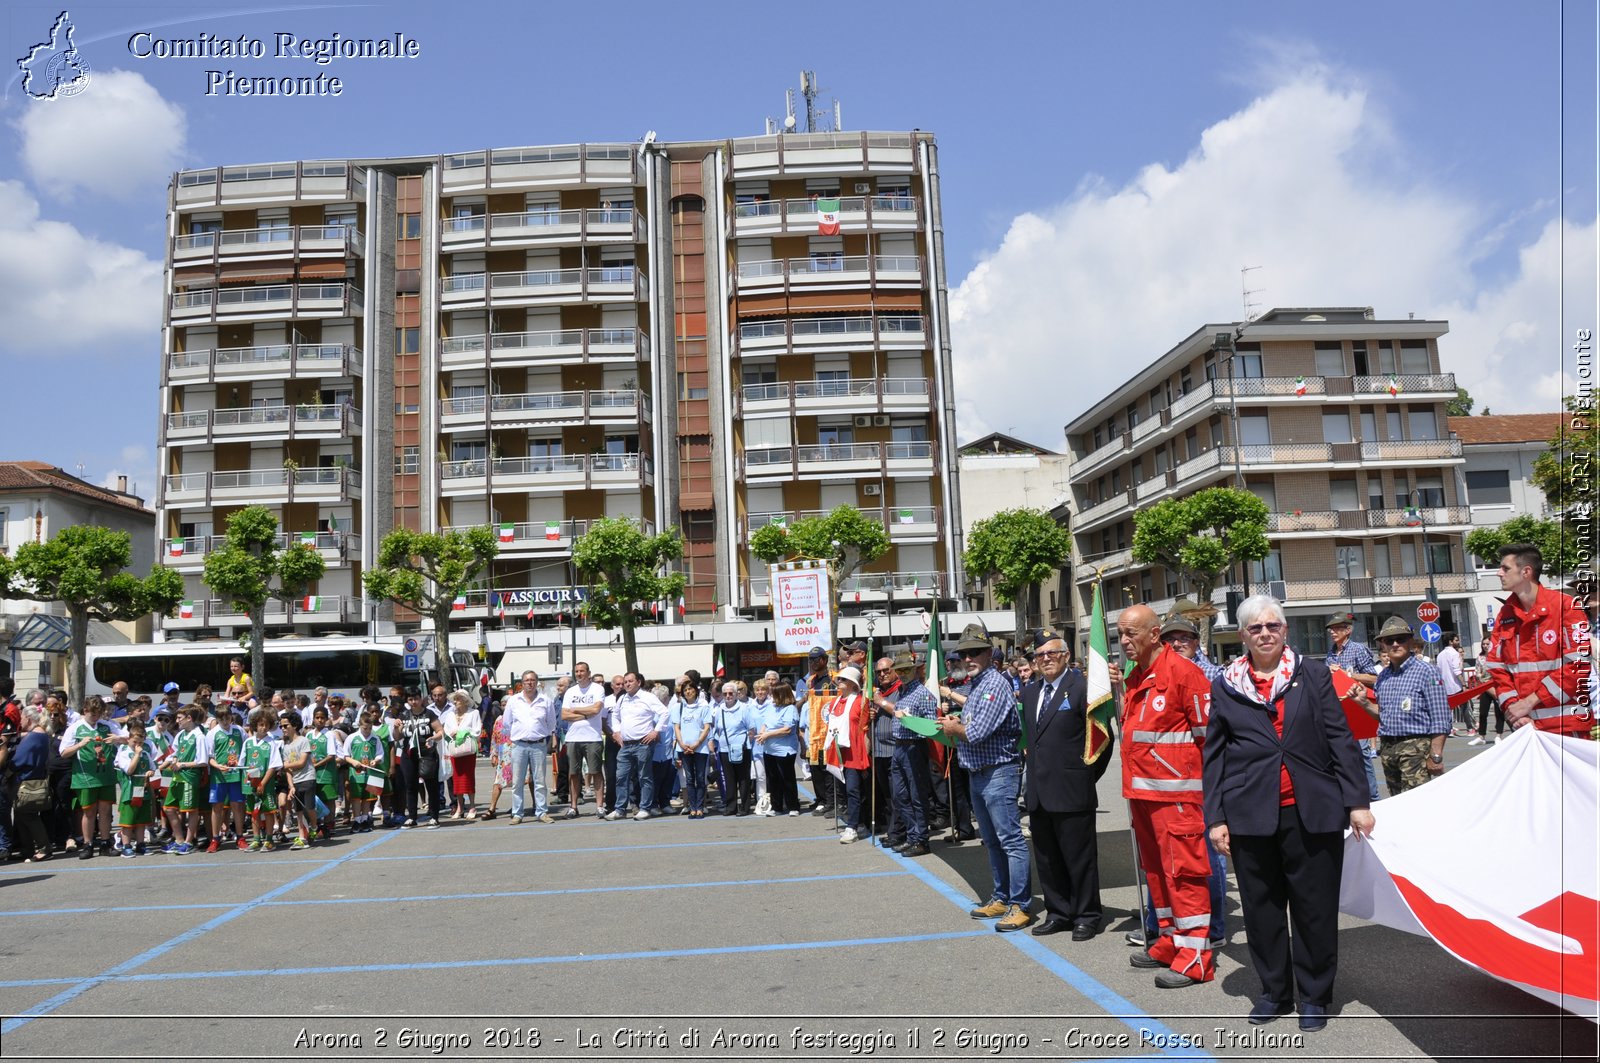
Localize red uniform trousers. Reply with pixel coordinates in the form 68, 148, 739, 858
1131, 797, 1215, 981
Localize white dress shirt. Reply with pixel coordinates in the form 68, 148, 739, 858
501, 689, 555, 742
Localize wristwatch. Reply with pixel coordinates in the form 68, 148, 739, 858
1428, 754, 1443, 764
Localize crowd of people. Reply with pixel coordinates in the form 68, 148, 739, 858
0, 541, 1590, 1034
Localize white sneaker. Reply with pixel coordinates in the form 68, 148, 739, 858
509, 815, 523, 825
788, 810, 800, 817
633, 810, 651, 821
1467, 736, 1485, 746
604, 810, 621, 821
839, 827, 859, 844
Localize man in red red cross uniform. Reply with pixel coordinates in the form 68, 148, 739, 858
1118, 603, 1216, 988
1483, 543, 1594, 738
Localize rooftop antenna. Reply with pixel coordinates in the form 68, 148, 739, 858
834, 98, 843, 132
800, 70, 817, 132
1240, 265, 1264, 322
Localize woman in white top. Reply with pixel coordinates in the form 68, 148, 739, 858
441, 690, 483, 819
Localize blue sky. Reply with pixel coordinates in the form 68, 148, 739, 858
1, 0, 1594, 493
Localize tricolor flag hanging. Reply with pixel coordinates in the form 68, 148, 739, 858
897, 508, 915, 524
909, 576, 920, 597
178, 600, 195, 619
329, 513, 340, 532
452, 595, 468, 612
168, 540, 185, 558
715, 648, 726, 678
1388, 374, 1402, 397
300, 531, 317, 548
815, 197, 841, 236
1294, 376, 1308, 397
677, 595, 686, 619
491, 592, 505, 620
544, 521, 562, 541
527, 599, 538, 621
1082, 581, 1115, 764
1339, 726, 1599, 1021
498, 522, 515, 544
302, 595, 321, 611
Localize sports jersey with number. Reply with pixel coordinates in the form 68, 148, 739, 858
209, 725, 245, 783
309, 729, 338, 784
63, 720, 119, 788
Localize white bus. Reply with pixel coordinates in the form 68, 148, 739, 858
85, 637, 478, 701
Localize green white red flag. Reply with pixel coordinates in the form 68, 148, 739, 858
815, 197, 841, 236
1083, 581, 1115, 764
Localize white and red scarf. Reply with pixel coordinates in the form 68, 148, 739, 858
1223, 646, 1299, 706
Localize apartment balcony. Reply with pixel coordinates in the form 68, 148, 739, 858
171, 224, 363, 267
167, 343, 362, 385
440, 389, 648, 432
1225, 572, 1477, 607
441, 517, 655, 557
1365, 505, 1471, 530
439, 144, 641, 195
740, 447, 796, 482
437, 452, 653, 496
161, 466, 362, 509
439, 267, 645, 310
745, 568, 943, 608
1360, 438, 1463, 463
730, 194, 921, 239
734, 254, 923, 295
1350, 373, 1456, 398
1070, 433, 1131, 479
440, 208, 644, 252
742, 506, 939, 542
735, 314, 925, 356
440, 327, 646, 371
173, 162, 366, 209
796, 442, 881, 478
738, 376, 931, 417
163, 594, 359, 630
162, 531, 360, 570
729, 131, 918, 179
169, 282, 362, 323
164, 403, 362, 446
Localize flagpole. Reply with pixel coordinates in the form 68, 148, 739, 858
1091, 568, 1150, 945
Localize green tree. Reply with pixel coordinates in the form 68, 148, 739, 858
1465, 514, 1584, 580
2, 526, 184, 703
1132, 487, 1271, 651
571, 518, 686, 675
202, 506, 326, 687
1532, 396, 1598, 522
1447, 386, 1475, 417
749, 505, 892, 630
963, 508, 1071, 644
363, 526, 499, 658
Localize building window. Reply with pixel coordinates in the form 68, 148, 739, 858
0, 507, 8, 551
1234, 344, 1263, 378
1400, 541, 1418, 576
1408, 407, 1438, 440
396, 327, 419, 354
1314, 343, 1345, 377
1239, 414, 1271, 446
1465, 469, 1512, 506
1359, 408, 1377, 441
1352, 341, 1370, 376
1386, 409, 1403, 440
394, 447, 419, 475
1249, 549, 1283, 584
1322, 411, 1352, 444
1368, 476, 1387, 511
1330, 479, 1359, 511
400, 214, 421, 240
1126, 402, 1141, 429
1400, 341, 1431, 375
1415, 474, 1445, 508
1249, 481, 1277, 510
1336, 545, 1364, 579
1426, 542, 1453, 574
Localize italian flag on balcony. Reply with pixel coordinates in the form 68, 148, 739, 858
491, 592, 505, 619
815, 197, 841, 236
498, 522, 515, 544
526, 598, 538, 621
544, 521, 562, 541
897, 508, 915, 524
452, 595, 468, 611
168, 540, 185, 557
300, 531, 317, 547
1294, 376, 1308, 396
302, 595, 321, 611
1388, 375, 1402, 397
178, 601, 194, 619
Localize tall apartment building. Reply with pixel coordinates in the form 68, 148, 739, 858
1064, 307, 1470, 654
155, 132, 961, 642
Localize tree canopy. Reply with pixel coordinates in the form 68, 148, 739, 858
1531, 397, 1597, 524
571, 518, 686, 675
1132, 487, 1271, 647
363, 526, 499, 655
964, 507, 1071, 641
748, 504, 891, 627
1464, 514, 1584, 580
203, 506, 325, 688
3, 525, 184, 702
1447, 386, 1475, 417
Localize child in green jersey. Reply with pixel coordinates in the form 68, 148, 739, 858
308, 706, 340, 840
165, 707, 207, 854
59, 695, 125, 859
241, 710, 282, 851
113, 721, 158, 857
342, 709, 385, 833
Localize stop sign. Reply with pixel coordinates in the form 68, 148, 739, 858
1417, 601, 1440, 624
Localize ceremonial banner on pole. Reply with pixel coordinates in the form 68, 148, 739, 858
771, 559, 833, 655
1083, 581, 1115, 763
1339, 726, 1599, 1021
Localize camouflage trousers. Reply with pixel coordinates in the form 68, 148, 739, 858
1378, 735, 1435, 795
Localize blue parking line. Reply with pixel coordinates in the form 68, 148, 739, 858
0, 829, 397, 1034
0, 870, 908, 920
5, 929, 993, 987
881, 847, 1216, 1061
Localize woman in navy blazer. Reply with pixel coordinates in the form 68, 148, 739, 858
1203, 595, 1374, 1033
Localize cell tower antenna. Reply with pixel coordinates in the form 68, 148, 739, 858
800, 70, 818, 132
1240, 265, 1265, 322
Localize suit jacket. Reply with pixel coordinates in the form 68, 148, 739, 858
1020, 672, 1110, 814
1203, 656, 1369, 836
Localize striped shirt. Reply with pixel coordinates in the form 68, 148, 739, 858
955, 665, 1021, 771
1374, 655, 1451, 737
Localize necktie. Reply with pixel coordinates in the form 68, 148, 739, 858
1038, 683, 1054, 723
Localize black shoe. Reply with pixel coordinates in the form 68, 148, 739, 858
1031, 917, 1072, 937
1297, 1003, 1328, 1032
1072, 921, 1101, 941
1154, 969, 1201, 989
1248, 997, 1294, 1025
900, 842, 931, 857
78, 847, 94, 860
955, 828, 978, 841
1129, 950, 1164, 969
928, 816, 949, 830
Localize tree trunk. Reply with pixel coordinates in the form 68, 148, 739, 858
1013, 591, 1028, 653
249, 609, 266, 692
67, 605, 89, 707
621, 613, 638, 677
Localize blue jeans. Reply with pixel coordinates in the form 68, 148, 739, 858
614, 741, 654, 813
968, 762, 1031, 908
510, 740, 548, 818
682, 752, 709, 812
1362, 739, 1383, 801
891, 742, 931, 845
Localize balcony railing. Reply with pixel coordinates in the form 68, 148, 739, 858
796, 443, 881, 464
1265, 510, 1342, 533
1353, 373, 1455, 395
164, 531, 359, 563
162, 466, 361, 505
172, 224, 363, 257
167, 343, 361, 380
1366, 505, 1471, 528
440, 327, 645, 367
730, 194, 920, 234
167, 403, 360, 437
736, 315, 925, 348
1360, 439, 1462, 461
441, 207, 642, 244
441, 268, 644, 303
735, 254, 922, 284
438, 453, 652, 483
169, 282, 362, 318
885, 441, 933, 460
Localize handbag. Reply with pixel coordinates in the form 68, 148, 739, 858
16, 777, 51, 813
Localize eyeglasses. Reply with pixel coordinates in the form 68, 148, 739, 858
1033, 649, 1066, 659
1379, 636, 1410, 646
1245, 622, 1286, 635
958, 649, 987, 658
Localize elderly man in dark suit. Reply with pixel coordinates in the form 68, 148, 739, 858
1020, 629, 1110, 939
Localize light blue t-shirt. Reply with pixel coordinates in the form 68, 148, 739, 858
759, 702, 800, 757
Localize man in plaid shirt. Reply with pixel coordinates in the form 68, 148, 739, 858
939, 623, 1031, 933
1350, 617, 1451, 794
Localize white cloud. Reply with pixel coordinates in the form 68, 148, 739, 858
15, 68, 185, 199
0, 179, 162, 348
98, 445, 156, 503
950, 72, 1581, 448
